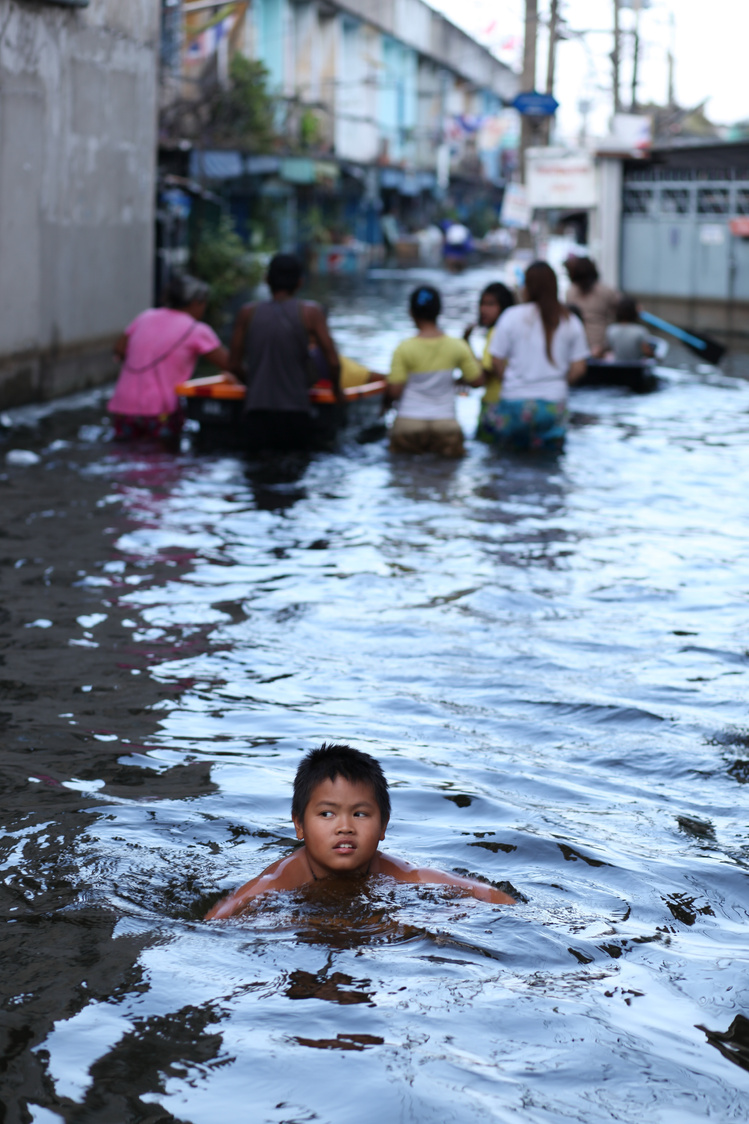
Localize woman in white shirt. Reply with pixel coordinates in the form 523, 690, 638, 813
485, 261, 589, 453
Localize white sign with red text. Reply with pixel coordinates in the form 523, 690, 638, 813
526, 149, 597, 210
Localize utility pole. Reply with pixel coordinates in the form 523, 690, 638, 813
542, 0, 559, 145
546, 0, 559, 96
519, 0, 538, 183
612, 0, 621, 115
630, 0, 642, 112
667, 9, 675, 106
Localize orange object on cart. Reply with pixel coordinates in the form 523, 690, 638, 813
176, 373, 386, 405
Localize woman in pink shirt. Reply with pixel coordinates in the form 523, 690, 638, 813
108, 274, 231, 444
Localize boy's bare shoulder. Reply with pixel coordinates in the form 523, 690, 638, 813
372, 850, 515, 905
205, 848, 309, 919
371, 851, 421, 880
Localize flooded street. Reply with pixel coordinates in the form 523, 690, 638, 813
1, 266, 748, 1123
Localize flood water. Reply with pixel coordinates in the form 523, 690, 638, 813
1, 266, 748, 1124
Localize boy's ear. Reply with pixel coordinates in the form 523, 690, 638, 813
292, 815, 304, 840
379, 818, 388, 842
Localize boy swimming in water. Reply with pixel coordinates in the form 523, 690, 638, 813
206, 744, 515, 918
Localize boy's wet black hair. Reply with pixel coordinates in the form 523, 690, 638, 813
409, 285, 441, 322
267, 252, 303, 294
292, 743, 391, 823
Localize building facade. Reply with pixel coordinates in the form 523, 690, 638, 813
621, 143, 749, 335
164, 0, 518, 255
0, 0, 160, 408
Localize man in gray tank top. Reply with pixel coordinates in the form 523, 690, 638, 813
229, 254, 341, 454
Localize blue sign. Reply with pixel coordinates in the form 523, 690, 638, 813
512, 91, 559, 117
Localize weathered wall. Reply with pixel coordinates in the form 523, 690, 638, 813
0, 0, 159, 407
337, 0, 517, 102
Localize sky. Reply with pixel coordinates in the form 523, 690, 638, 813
428, 0, 749, 142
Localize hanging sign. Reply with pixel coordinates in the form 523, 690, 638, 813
526, 149, 597, 209
512, 91, 559, 117
500, 182, 531, 229
699, 224, 725, 246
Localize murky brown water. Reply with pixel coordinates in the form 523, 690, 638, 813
1, 267, 748, 1123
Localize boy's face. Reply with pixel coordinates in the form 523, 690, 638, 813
292, 775, 387, 880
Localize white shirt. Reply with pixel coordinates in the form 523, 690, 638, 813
489, 303, 589, 403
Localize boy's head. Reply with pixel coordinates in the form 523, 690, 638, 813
292, 743, 391, 825
615, 296, 639, 324
267, 252, 303, 295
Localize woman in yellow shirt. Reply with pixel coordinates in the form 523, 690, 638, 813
388, 286, 481, 457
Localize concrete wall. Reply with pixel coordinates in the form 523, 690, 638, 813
593, 157, 623, 289
335, 19, 381, 164
0, 0, 159, 408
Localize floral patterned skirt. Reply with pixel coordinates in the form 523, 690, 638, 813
476, 398, 568, 453
110, 411, 184, 444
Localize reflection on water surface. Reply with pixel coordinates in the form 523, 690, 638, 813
1, 267, 748, 1122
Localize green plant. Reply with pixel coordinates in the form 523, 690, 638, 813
191, 213, 261, 328
299, 108, 320, 149
209, 54, 276, 148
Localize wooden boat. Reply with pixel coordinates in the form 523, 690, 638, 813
578, 358, 659, 394
176, 373, 388, 448
577, 338, 669, 394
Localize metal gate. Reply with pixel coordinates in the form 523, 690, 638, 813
621, 168, 749, 302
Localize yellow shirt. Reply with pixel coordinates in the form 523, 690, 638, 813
481, 326, 502, 405
389, 336, 479, 384
389, 335, 480, 420
340, 355, 371, 389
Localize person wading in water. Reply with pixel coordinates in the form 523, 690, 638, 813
229, 253, 342, 455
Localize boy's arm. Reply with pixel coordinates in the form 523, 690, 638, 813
376, 852, 515, 904
228, 303, 256, 381
304, 303, 341, 398
205, 849, 310, 919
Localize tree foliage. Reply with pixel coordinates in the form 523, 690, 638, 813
208, 55, 276, 149
160, 53, 277, 151
191, 213, 261, 329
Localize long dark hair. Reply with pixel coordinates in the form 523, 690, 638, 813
524, 261, 568, 363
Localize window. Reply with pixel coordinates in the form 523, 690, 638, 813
623, 188, 653, 216
697, 188, 729, 215
660, 188, 691, 215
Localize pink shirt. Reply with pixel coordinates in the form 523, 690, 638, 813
108, 307, 221, 417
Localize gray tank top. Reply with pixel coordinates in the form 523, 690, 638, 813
243, 298, 312, 413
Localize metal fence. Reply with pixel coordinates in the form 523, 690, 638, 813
621, 168, 749, 301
